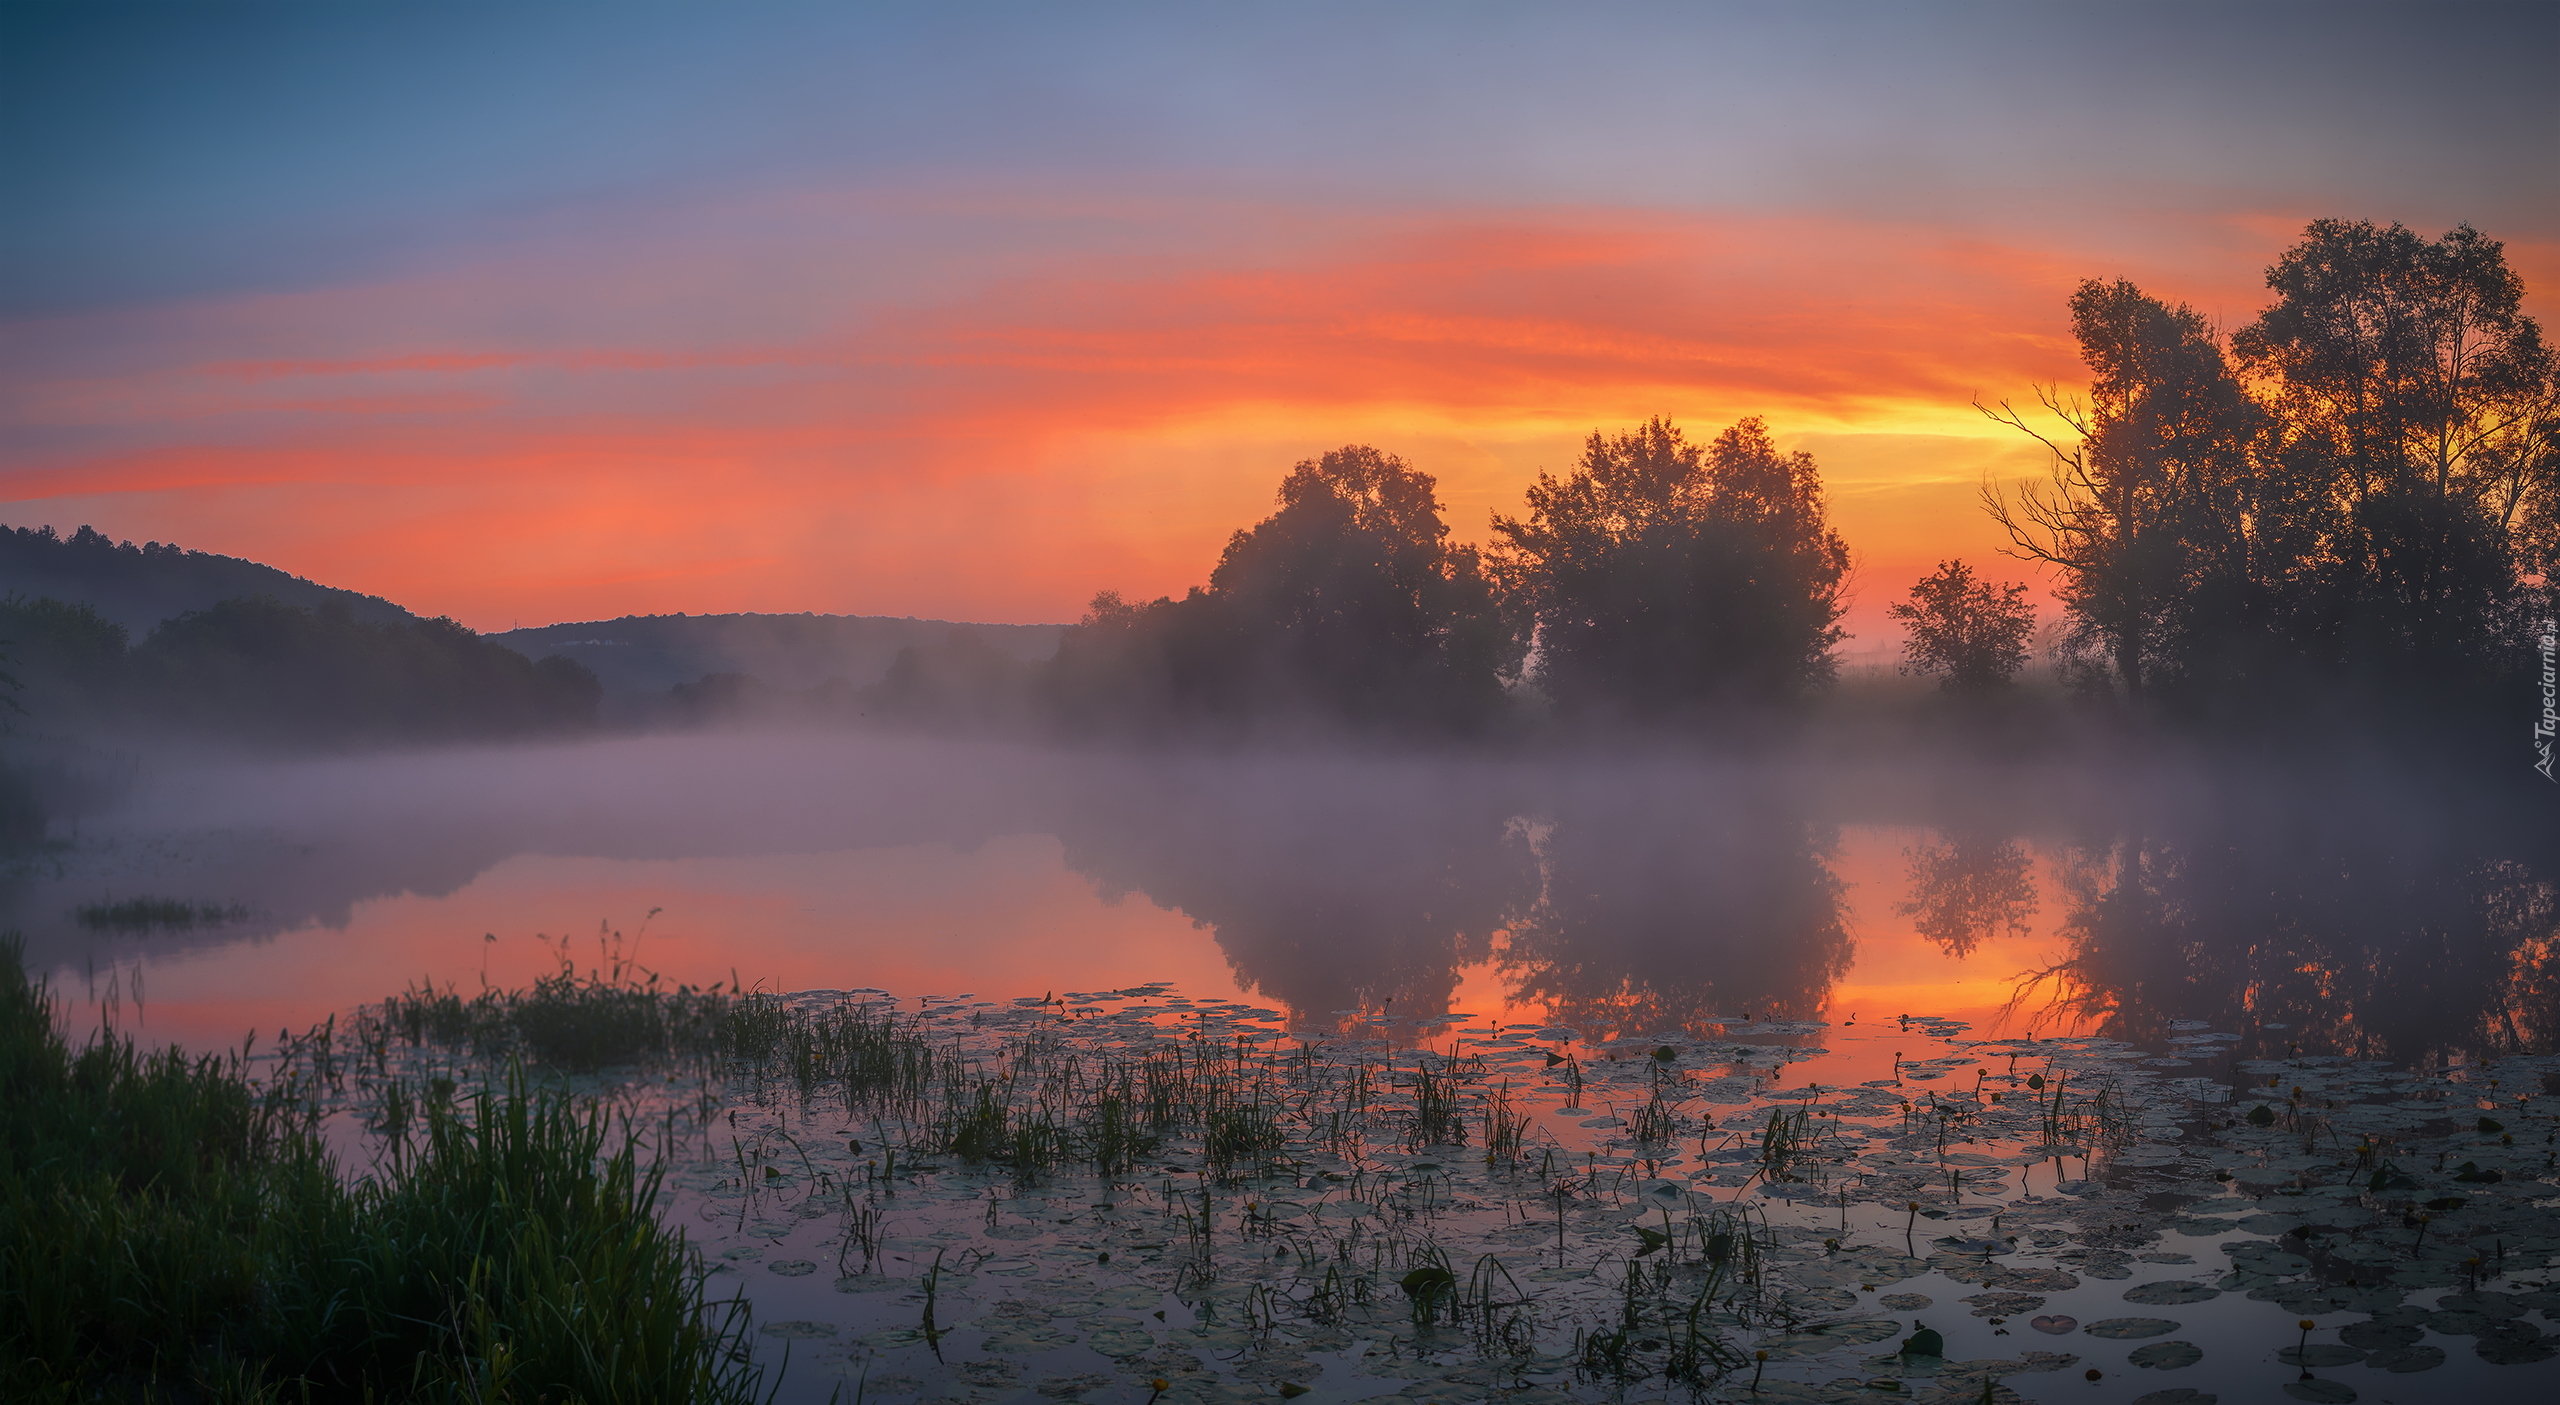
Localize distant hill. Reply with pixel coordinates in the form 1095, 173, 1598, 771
0, 524, 416, 635
490, 612, 1066, 696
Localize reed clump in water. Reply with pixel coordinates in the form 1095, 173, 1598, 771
0, 937, 759, 1403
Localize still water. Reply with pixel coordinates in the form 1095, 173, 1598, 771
17, 733, 2560, 1404
16, 734, 2145, 1053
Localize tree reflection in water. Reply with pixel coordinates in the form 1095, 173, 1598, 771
2014, 776, 2560, 1064
1896, 826, 2038, 957
1499, 769, 1852, 1035
1049, 754, 1537, 1024
1056, 758, 1856, 1036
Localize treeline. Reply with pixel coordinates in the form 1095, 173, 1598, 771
0, 593, 600, 748
862, 217, 2553, 756
0, 522, 415, 633
1985, 219, 2556, 736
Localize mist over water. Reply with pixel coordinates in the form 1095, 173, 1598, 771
25, 730, 2555, 1071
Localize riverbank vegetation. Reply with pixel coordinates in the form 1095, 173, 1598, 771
0, 940, 758, 1403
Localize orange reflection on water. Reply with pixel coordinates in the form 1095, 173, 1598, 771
64, 836, 1253, 1054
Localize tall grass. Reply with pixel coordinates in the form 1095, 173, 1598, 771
0, 937, 760, 1403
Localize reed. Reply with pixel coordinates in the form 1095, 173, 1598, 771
0, 937, 759, 1403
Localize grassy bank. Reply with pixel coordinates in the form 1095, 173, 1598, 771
0, 939, 760, 1404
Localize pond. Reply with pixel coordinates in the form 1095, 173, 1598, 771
15, 733, 2560, 1403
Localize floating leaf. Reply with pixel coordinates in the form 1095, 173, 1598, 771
756, 1320, 837, 1338
2029, 1315, 2078, 1335
2087, 1318, 2180, 1339
2475, 1327, 2557, 1366
2366, 1345, 2446, 1373
2277, 1345, 2363, 1367
766, 1259, 816, 1277
2128, 1340, 2202, 1370
2125, 1280, 2220, 1305
2280, 1381, 2356, 1403
2341, 1321, 2422, 1351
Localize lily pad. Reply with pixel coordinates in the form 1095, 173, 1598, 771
757, 1319, 838, 1338
2131, 1391, 2218, 1405
2124, 1280, 2221, 1305
1083, 1325, 1155, 1358
1783, 1287, 1860, 1314
2029, 1315, 2077, 1335
2475, 1327, 2557, 1366
2340, 1321, 2422, 1351
2128, 1340, 2202, 1370
2277, 1345, 2364, 1367
979, 1322, 1076, 1352
1988, 1268, 2079, 1293
2279, 1381, 2356, 1403
2087, 1318, 2181, 1339
2365, 1345, 2446, 1372
766, 1259, 817, 1277
1878, 1293, 1932, 1311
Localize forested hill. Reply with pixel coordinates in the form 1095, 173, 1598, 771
0, 524, 415, 633
491, 613, 1065, 696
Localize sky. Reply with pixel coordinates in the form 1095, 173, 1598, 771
4, 2, 2555, 652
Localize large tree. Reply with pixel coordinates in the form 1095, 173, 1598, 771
1044, 446, 1518, 734
2232, 220, 2555, 682
1489, 417, 1848, 719
1983, 279, 2267, 699
1988, 223, 2557, 735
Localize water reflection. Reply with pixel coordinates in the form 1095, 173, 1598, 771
1498, 768, 1851, 1033
18, 738, 2560, 1067
1896, 824, 2038, 958
2023, 776, 2560, 1063
1049, 755, 1538, 1021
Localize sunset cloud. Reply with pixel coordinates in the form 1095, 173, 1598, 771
0, 187, 2487, 637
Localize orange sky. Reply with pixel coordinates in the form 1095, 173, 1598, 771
24, 191, 2513, 655
8, 6, 2556, 652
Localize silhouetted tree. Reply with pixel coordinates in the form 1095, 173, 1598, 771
132, 597, 601, 746
1983, 281, 2267, 701
2233, 220, 2554, 696
1046, 447, 1518, 736
861, 628, 1034, 731
0, 596, 126, 727
1888, 560, 2036, 690
1490, 418, 1848, 720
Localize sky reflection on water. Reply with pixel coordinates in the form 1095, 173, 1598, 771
15, 734, 2551, 1068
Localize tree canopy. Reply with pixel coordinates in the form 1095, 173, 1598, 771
1987, 220, 2557, 738
1489, 417, 1848, 719
1047, 446, 1517, 736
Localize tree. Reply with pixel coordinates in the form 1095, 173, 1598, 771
2232, 220, 2555, 683
1887, 560, 2035, 690
1489, 417, 1849, 719
1982, 280, 2266, 700
1044, 446, 1518, 735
